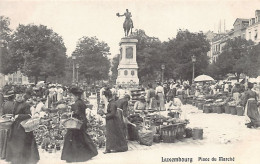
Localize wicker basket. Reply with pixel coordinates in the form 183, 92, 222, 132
230, 106, 237, 115
160, 123, 186, 143
20, 117, 40, 132
61, 117, 83, 129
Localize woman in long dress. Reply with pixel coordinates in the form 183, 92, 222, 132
61, 86, 98, 162
244, 82, 260, 128
103, 88, 128, 153
146, 84, 157, 111
6, 92, 39, 164
0, 91, 15, 159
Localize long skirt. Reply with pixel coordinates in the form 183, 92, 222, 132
6, 120, 39, 164
106, 112, 128, 152
158, 93, 165, 111
245, 98, 260, 127
61, 127, 98, 162
147, 97, 157, 110
0, 129, 9, 159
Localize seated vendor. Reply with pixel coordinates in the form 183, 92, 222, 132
133, 96, 147, 114
167, 96, 187, 120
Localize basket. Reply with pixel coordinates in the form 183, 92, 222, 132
230, 106, 237, 115
61, 113, 83, 129
192, 128, 203, 140
20, 117, 40, 132
203, 104, 211, 113
160, 123, 186, 143
216, 105, 223, 114
224, 105, 231, 114
236, 106, 244, 116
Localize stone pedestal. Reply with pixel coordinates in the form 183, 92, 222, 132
116, 38, 139, 87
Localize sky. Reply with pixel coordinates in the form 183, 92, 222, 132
0, 0, 260, 58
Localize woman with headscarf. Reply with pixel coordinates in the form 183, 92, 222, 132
103, 88, 128, 154
244, 82, 260, 128
61, 86, 98, 162
0, 91, 15, 159
5, 91, 39, 164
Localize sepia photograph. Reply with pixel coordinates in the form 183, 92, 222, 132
0, 0, 260, 164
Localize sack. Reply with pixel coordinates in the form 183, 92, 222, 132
138, 129, 153, 146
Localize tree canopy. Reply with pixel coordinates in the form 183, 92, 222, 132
72, 36, 111, 84
211, 37, 256, 81
6, 24, 67, 83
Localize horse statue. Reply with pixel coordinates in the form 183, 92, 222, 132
117, 9, 134, 37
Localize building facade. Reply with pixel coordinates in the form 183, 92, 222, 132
246, 10, 260, 43
6, 70, 29, 85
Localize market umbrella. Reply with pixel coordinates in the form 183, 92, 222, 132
194, 75, 214, 82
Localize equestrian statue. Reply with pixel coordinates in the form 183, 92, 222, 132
116, 9, 134, 37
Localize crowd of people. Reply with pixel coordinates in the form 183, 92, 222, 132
0, 79, 259, 163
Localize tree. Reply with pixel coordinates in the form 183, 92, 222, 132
110, 54, 120, 84
0, 16, 13, 74
214, 37, 254, 81
72, 36, 111, 84
131, 29, 163, 83
8, 24, 67, 83
164, 30, 210, 81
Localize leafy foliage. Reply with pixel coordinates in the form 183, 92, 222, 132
72, 36, 111, 84
7, 24, 67, 83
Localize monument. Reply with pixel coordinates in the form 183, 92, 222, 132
116, 9, 139, 87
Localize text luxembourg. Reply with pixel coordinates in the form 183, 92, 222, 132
161, 157, 193, 163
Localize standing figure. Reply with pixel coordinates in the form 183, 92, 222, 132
244, 82, 260, 128
117, 9, 134, 37
155, 82, 165, 111
146, 84, 157, 111
0, 91, 15, 159
56, 85, 64, 101
104, 88, 128, 153
6, 92, 39, 164
61, 86, 98, 162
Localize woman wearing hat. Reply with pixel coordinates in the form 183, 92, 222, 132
5, 91, 39, 164
0, 91, 15, 159
243, 82, 260, 128
103, 88, 128, 154
61, 86, 98, 162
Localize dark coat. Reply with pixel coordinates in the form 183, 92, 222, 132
105, 99, 128, 152
116, 98, 129, 117
61, 99, 98, 162
6, 101, 39, 164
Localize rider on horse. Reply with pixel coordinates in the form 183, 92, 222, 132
117, 9, 134, 29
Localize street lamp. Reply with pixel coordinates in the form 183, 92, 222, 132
161, 64, 165, 84
76, 63, 79, 84
191, 55, 196, 83
72, 55, 76, 84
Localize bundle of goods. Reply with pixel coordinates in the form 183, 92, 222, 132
127, 114, 144, 141
35, 112, 66, 152
192, 128, 203, 140
138, 128, 154, 146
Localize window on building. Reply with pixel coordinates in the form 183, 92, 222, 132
131, 70, 135, 76
124, 70, 128, 76
255, 29, 258, 40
